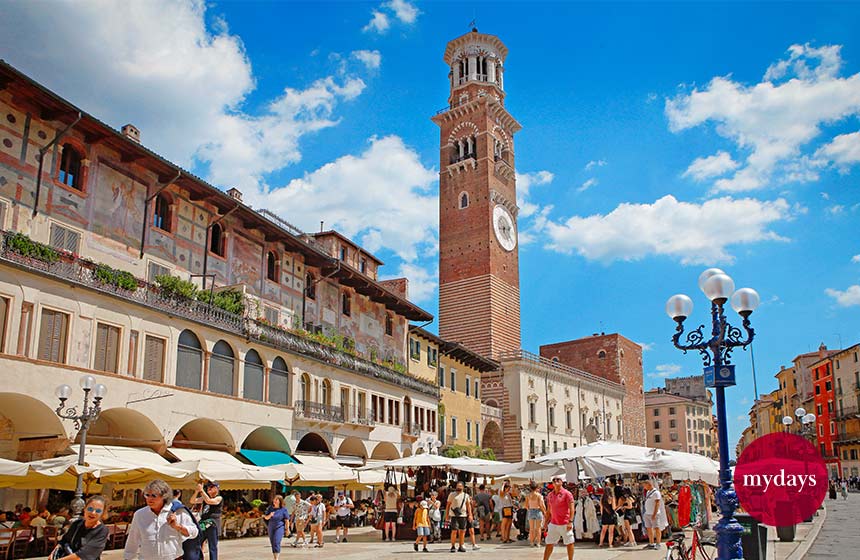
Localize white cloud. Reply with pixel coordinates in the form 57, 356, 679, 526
585, 159, 607, 171
389, 263, 437, 304
384, 0, 419, 23
638, 342, 655, 352
363, 10, 390, 33
816, 131, 860, 170
852, 255, 860, 263
351, 49, 382, 70
825, 285, 860, 307
666, 43, 860, 193
262, 135, 437, 263
577, 178, 598, 193
515, 170, 554, 218
827, 205, 845, 215
648, 364, 682, 378
820, 192, 830, 200
363, 0, 418, 33
683, 151, 739, 181
539, 195, 795, 265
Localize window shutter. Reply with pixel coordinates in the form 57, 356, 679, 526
0, 297, 7, 352
42, 309, 68, 363
94, 323, 108, 371
105, 324, 119, 373
50, 225, 66, 250
37, 309, 56, 361
143, 336, 165, 382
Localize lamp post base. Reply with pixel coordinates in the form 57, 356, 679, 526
714, 480, 744, 559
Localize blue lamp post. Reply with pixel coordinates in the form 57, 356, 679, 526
666, 268, 760, 560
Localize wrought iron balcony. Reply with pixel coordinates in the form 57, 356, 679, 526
294, 400, 344, 423
342, 406, 374, 427
0, 230, 439, 398
834, 405, 860, 420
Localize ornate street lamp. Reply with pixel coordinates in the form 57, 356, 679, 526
666, 268, 759, 560
785, 407, 816, 439
55, 375, 107, 518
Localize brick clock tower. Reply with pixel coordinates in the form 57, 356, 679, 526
432, 29, 522, 359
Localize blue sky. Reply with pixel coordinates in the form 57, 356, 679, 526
3, 1, 860, 452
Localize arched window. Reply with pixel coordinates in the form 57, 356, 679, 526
598, 350, 607, 360
341, 291, 351, 316
459, 192, 469, 209
58, 144, 83, 190
153, 193, 172, 232
176, 330, 203, 390
209, 223, 225, 256
300, 373, 310, 403
321, 379, 332, 406
209, 340, 235, 396
266, 251, 278, 282
305, 272, 316, 300
269, 357, 290, 406
243, 349, 264, 402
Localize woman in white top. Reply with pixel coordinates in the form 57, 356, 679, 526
641, 479, 668, 550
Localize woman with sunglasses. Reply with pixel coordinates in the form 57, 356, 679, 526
51, 495, 109, 560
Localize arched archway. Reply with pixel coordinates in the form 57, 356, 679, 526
242, 426, 291, 453
482, 421, 503, 457
370, 441, 400, 461
296, 432, 330, 455
209, 340, 235, 396
172, 418, 235, 452
176, 329, 203, 390
336, 437, 367, 460
0, 393, 68, 460
85, 408, 164, 451
403, 448, 413, 457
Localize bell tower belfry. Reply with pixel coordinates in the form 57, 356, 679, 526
432, 29, 522, 358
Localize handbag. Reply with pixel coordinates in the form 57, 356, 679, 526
397, 506, 404, 525
502, 506, 513, 518
52, 520, 83, 560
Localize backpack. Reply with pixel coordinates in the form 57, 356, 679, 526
171, 500, 203, 560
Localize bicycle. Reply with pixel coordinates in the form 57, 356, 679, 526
665, 522, 717, 560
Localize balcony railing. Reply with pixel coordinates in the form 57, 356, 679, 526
834, 405, 860, 420
481, 403, 502, 420
498, 349, 624, 390
0, 231, 439, 398
295, 400, 343, 423
402, 423, 421, 437
343, 406, 374, 427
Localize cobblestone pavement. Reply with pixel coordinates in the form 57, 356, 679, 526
805, 492, 860, 559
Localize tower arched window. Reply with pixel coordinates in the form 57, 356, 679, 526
58, 144, 83, 191
598, 350, 607, 360
153, 193, 172, 232
209, 340, 235, 396
459, 192, 469, 209
176, 329, 203, 390
266, 251, 278, 282
269, 357, 290, 406
209, 223, 225, 256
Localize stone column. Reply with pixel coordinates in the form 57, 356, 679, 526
468, 56, 477, 81
453, 63, 461, 86
488, 59, 497, 84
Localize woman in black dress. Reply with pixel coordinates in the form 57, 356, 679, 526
51, 495, 109, 560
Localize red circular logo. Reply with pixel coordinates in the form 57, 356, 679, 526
734, 432, 827, 526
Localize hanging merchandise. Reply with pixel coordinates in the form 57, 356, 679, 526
400, 469, 408, 496
678, 483, 692, 528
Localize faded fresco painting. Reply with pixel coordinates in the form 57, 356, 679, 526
92, 161, 146, 248
229, 233, 261, 294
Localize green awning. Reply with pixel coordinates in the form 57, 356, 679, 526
239, 449, 297, 466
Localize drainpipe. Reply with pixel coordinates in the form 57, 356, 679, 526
32, 112, 82, 217
201, 204, 240, 291
139, 170, 181, 258
300, 260, 340, 329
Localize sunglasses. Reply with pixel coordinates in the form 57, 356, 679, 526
86, 507, 103, 514
143, 493, 160, 499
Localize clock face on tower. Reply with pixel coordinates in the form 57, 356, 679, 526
492, 205, 517, 252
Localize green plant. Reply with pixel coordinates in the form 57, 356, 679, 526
6, 232, 59, 263
441, 444, 496, 460
94, 264, 138, 291
154, 274, 199, 300
198, 288, 245, 315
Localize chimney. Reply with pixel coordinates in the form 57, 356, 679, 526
227, 188, 243, 202
819, 342, 827, 358
121, 124, 140, 143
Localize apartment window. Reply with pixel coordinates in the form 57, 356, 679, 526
93, 322, 121, 373
476, 424, 480, 446
37, 308, 69, 363
581, 412, 587, 428
305, 273, 316, 300
148, 261, 170, 283
830, 422, 836, 435
565, 409, 572, 430
339, 245, 347, 262
826, 381, 832, 392
466, 421, 472, 441
815, 386, 821, 395
670, 433, 679, 442
152, 193, 172, 232
553, 441, 558, 452
385, 313, 393, 336
654, 421, 660, 429
653, 408, 660, 416
836, 360, 840, 370
669, 407, 676, 415
828, 401, 833, 412
410, 338, 420, 361
394, 401, 400, 425
655, 434, 662, 443
427, 346, 437, 366
541, 440, 547, 454
819, 424, 824, 437
209, 223, 225, 256
466, 376, 471, 397
341, 291, 351, 316
49, 223, 80, 253
549, 406, 556, 427
687, 418, 692, 429
359, 258, 367, 274
669, 420, 677, 429
450, 369, 456, 391
451, 417, 458, 439
838, 379, 843, 394
459, 192, 469, 209
266, 251, 279, 282
817, 404, 823, 415
58, 144, 83, 190
474, 379, 479, 399
529, 438, 535, 456
243, 349, 264, 402
529, 402, 537, 424
439, 365, 445, 388
142, 335, 165, 382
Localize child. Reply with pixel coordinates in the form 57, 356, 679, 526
429, 499, 442, 543
413, 500, 431, 552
